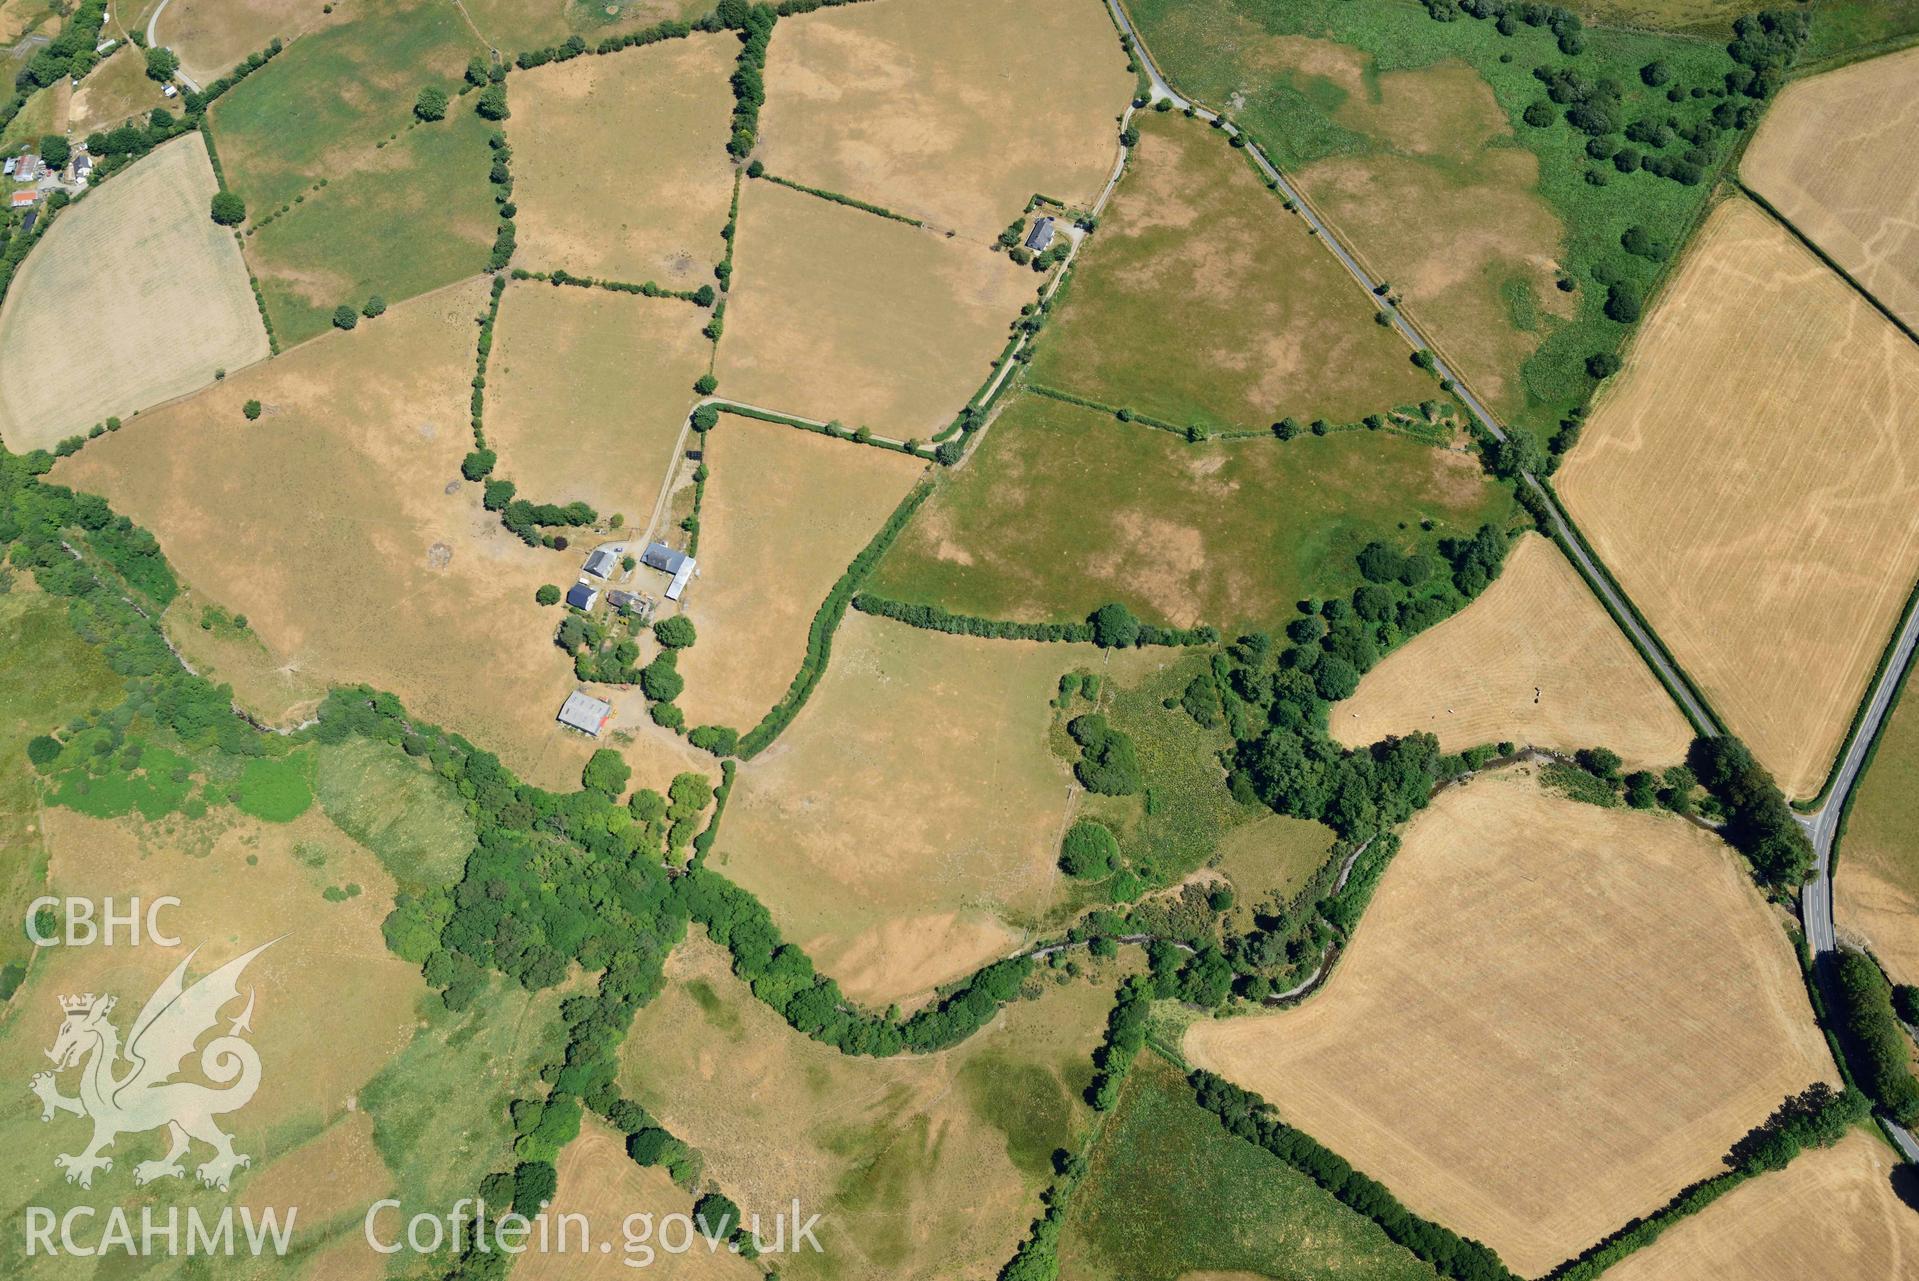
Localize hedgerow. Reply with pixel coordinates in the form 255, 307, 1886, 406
734, 480, 932, 757
849, 594, 1217, 647
724, 4, 776, 158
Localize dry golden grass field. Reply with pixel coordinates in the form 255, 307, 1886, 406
65, 43, 167, 136
1744, 44, 1919, 331
460, 0, 711, 55
488, 282, 709, 528
158, 0, 325, 85
55, 280, 602, 792
1333, 532, 1693, 768
1556, 197, 1919, 797
1029, 109, 1433, 431
1184, 769, 1836, 1278
674, 416, 923, 733
754, 0, 1134, 240
1602, 1131, 1919, 1281
713, 612, 1093, 1007
618, 934, 1113, 1281
716, 178, 1034, 434
0, 134, 268, 452
1288, 43, 1572, 418
508, 35, 737, 285
519, 1120, 763, 1281
1835, 684, 1919, 985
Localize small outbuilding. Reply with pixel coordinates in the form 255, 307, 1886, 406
9, 190, 37, 210
556, 691, 614, 736
607, 589, 654, 620
12, 155, 39, 182
582, 547, 619, 579
1024, 216, 1055, 251
565, 580, 600, 611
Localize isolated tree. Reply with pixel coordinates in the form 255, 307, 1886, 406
1641, 59, 1672, 86
536, 584, 560, 606
1523, 100, 1555, 127
144, 46, 180, 82
413, 85, 449, 122
653, 615, 697, 649
209, 190, 246, 226
693, 373, 717, 395
362, 294, 387, 318
242, 399, 262, 420
332, 305, 359, 331
38, 135, 68, 169
1059, 820, 1118, 878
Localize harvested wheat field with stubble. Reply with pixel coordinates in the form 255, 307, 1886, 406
519, 1120, 762, 1281
1029, 108, 1433, 432
716, 178, 1034, 434
0, 133, 268, 452
673, 415, 923, 733
54, 280, 597, 791
1556, 196, 1919, 798
159, 0, 326, 84
754, 0, 1134, 239
1184, 769, 1836, 1278
1332, 532, 1692, 768
712, 612, 1090, 1007
1744, 44, 1919, 330
487, 282, 709, 528
1601, 1131, 1919, 1281
619, 934, 1113, 1281
508, 35, 738, 284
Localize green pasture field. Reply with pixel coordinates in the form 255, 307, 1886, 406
0, 591, 122, 975
1803, 0, 1919, 62
869, 391, 1508, 635
1059, 1056, 1439, 1281
208, 0, 482, 213
313, 736, 476, 889
245, 109, 497, 344
1029, 109, 1432, 431
1127, 0, 1744, 444
460, 0, 712, 55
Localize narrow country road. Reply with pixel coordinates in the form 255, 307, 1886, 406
144, 0, 201, 92
1101, 0, 1719, 739
1106, 0, 1919, 1160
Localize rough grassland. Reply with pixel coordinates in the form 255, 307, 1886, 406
459, 0, 710, 55
0, 805, 422, 1264
1836, 686, 1919, 986
0, 592, 122, 975
1743, 44, 1919, 331
869, 392, 1505, 634
1803, 0, 1919, 63
509, 35, 737, 285
521, 1119, 762, 1281
1333, 532, 1693, 767
674, 416, 924, 734
715, 612, 1087, 1007
245, 109, 499, 345
56, 280, 602, 793
66, 43, 166, 136
488, 282, 709, 530
208, 0, 482, 213
1184, 769, 1836, 1278
1060, 1056, 1437, 1281
717, 178, 1034, 435
1030, 109, 1432, 431
1602, 1131, 1919, 1281
618, 934, 1113, 1281
1212, 811, 1336, 910
1126, 0, 1735, 442
1555, 197, 1919, 798
755, 0, 1134, 240
159, 0, 325, 85
0, 134, 268, 451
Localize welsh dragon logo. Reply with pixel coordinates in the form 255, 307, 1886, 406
28, 940, 276, 1191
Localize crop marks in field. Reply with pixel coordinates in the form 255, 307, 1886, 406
674, 414, 923, 736
0, 133, 268, 451
1030, 109, 1432, 433
716, 178, 1034, 436
755, 0, 1134, 240
487, 281, 709, 532
55, 281, 601, 793
509, 34, 737, 287
712, 612, 1088, 1007
1184, 769, 1836, 1277
1556, 197, 1919, 798
1333, 532, 1693, 767
1743, 44, 1919, 332
869, 392, 1506, 635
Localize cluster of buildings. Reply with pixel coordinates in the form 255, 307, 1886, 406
6, 145, 92, 223
553, 540, 702, 738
